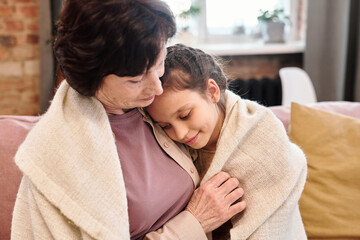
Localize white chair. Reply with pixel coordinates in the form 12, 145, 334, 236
279, 67, 317, 106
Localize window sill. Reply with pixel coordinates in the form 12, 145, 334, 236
192, 40, 305, 56
169, 34, 305, 56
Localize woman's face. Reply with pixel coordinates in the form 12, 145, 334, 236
147, 81, 224, 151
95, 45, 167, 114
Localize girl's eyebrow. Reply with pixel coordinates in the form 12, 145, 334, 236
173, 104, 191, 117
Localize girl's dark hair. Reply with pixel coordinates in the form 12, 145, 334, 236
54, 0, 176, 96
161, 44, 228, 110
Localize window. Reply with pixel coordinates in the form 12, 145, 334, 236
206, 0, 289, 35
165, 0, 307, 44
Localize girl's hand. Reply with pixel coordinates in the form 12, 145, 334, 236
185, 171, 246, 233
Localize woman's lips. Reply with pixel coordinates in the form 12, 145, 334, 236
185, 133, 199, 145
141, 95, 155, 101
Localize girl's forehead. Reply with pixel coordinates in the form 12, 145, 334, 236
162, 90, 207, 114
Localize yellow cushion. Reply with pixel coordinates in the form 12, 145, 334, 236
289, 102, 360, 239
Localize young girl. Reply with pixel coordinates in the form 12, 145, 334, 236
146, 44, 308, 239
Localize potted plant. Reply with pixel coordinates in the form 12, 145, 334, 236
174, 1, 201, 45
179, 2, 201, 31
257, 8, 289, 43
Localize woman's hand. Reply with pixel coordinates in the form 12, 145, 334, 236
185, 171, 246, 233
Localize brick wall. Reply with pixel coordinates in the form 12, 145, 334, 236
0, 0, 40, 115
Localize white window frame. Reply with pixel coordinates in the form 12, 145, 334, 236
190, 0, 305, 44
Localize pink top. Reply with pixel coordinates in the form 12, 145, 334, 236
108, 109, 194, 240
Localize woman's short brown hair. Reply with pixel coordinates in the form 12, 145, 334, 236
54, 0, 176, 96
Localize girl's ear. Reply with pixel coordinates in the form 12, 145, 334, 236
206, 79, 221, 103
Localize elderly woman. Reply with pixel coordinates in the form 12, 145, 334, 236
11, 1, 245, 240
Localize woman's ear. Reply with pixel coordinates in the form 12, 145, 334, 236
206, 79, 221, 103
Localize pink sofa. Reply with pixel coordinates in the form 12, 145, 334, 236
1, 101, 359, 240
0, 116, 39, 240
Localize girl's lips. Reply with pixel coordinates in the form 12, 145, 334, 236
141, 95, 155, 101
185, 133, 199, 145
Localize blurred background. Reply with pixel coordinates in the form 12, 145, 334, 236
0, 0, 359, 115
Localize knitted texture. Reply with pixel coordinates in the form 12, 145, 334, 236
12, 81, 129, 239
201, 90, 308, 240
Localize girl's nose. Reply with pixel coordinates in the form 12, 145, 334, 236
173, 124, 188, 142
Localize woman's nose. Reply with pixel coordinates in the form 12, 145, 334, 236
153, 77, 163, 96
145, 71, 163, 96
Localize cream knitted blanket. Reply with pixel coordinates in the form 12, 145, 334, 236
12, 81, 130, 239
202, 90, 308, 239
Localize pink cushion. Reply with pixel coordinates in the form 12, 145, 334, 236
0, 115, 39, 240
270, 101, 360, 130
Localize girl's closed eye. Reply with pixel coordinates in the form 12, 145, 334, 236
180, 111, 191, 120
160, 123, 171, 130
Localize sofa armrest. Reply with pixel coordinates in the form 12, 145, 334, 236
0, 115, 40, 240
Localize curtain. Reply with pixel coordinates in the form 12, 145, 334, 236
38, 0, 64, 113
39, 0, 54, 113
304, 0, 360, 102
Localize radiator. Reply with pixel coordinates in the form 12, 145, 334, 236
228, 77, 282, 107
